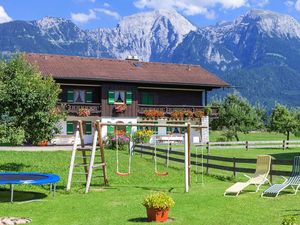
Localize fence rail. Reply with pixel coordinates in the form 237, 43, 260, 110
134, 144, 295, 182
196, 140, 300, 151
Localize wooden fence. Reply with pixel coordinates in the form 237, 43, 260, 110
197, 140, 300, 151
134, 144, 295, 183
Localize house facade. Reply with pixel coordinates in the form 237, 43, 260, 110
25, 53, 229, 144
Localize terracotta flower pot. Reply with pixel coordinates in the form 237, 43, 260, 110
37, 141, 48, 146
146, 207, 169, 222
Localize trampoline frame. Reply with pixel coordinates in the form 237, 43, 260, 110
0, 172, 60, 203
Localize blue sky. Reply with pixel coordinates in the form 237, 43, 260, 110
0, 0, 300, 29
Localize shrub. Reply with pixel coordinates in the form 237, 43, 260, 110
0, 123, 25, 146
106, 134, 130, 151
0, 55, 64, 144
142, 192, 175, 210
133, 130, 154, 143
282, 215, 297, 225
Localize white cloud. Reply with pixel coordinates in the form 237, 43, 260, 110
296, 0, 300, 11
71, 8, 121, 24
95, 8, 121, 20
103, 2, 110, 8
71, 9, 96, 23
0, 6, 12, 24
284, 0, 294, 8
250, 0, 269, 7
134, 0, 247, 18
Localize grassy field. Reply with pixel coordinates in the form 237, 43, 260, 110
209, 131, 298, 142
1, 143, 300, 225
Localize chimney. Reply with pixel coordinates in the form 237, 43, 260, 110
126, 55, 139, 61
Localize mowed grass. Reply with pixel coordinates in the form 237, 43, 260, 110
209, 131, 298, 142
1, 145, 300, 225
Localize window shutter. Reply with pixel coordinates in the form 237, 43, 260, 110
141, 93, 148, 104
85, 121, 92, 135
67, 90, 74, 103
67, 121, 74, 134
126, 91, 133, 105
126, 122, 132, 134
167, 125, 172, 134
108, 91, 115, 104
148, 95, 154, 105
107, 124, 114, 134
85, 91, 93, 103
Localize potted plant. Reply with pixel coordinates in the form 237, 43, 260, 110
114, 104, 127, 113
78, 107, 91, 117
142, 192, 175, 222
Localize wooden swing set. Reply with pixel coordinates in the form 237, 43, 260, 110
67, 121, 205, 193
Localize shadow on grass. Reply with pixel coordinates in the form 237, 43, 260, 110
270, 152, 300, 160
283, 209, 300, 217
0, 163, 30, 171
128, 217, 175, 223
0, 189, 47, 203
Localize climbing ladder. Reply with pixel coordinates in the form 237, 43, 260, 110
67, 120, 108, 193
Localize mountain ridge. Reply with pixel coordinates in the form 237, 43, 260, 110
0, 9, 299, 108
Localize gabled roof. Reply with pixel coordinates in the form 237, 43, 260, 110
24, 53, 229, 88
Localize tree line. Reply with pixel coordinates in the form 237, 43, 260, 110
211, 94, 300, 141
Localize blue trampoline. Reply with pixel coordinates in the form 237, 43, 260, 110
0, 172, 60, 202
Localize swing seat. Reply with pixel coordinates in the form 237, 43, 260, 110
116, 171, 130, 176
155, 171, 169, 176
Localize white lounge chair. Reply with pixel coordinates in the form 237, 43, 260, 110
224, 155, 272, 196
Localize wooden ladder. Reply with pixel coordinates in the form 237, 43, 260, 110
66, 120, 108, 193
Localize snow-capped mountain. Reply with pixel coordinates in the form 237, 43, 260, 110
89, 10, 196, 61
0, 9, 299, 107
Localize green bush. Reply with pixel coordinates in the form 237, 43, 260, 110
0, 123, 25, 146
142, 192, 175, 210
0, 55, 64, 144
282, 216, 297, 225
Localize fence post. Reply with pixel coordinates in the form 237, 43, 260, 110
283, 140, 286, 150
206, 142, 210, 174
233, 157, 236, 178
270, 159, 273, 184
246, 141, 249, 151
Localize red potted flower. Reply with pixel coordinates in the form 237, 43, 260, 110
142, 192, 175, 222
78, 107, 91, 117
114, 104, 127, 113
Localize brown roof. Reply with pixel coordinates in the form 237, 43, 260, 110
24, 53, 229, 88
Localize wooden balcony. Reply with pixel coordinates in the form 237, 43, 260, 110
57, 102, 101, 116
138, 104, 219, 117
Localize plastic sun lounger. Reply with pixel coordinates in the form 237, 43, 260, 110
261, 156, 300, 198
224, 155, 271, 196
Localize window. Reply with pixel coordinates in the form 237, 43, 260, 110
66, 89, 93, 103
115, 91, 125, 104
108, 91, 132, 105
141, 92, 154, 105
66, 121, 92, 135
167, 122, 185, 134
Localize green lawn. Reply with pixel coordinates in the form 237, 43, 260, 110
1, 147, 300, 225
209, 131, 298, 142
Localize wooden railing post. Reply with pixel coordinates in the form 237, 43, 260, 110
246, 141, 249, 151
206, 142, 210, 174
283, 140, 286, 150
270, 159, 273, 184
233, 157, 236, 178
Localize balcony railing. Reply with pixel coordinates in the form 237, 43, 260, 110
57, 102, 101, 116
138, 104, 219, 117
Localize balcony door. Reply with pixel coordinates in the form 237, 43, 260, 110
141, 92, 154, 105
